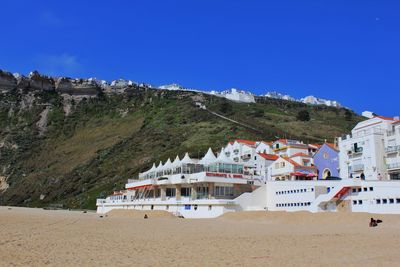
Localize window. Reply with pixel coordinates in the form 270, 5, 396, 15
363, 187, 367, 192
166, 188, 176, 197
369, 187, 373, 191
376, 199, 381, 204
358, 188, 362, 192
353, 200, 357, 205
397, 199, 400, 204
390, 199, 394, 204
352, 189, 356, 193
383, 199, 387, 204
358, 200, 363, 205
181, 187, 191, 197
215, 186, 234, 197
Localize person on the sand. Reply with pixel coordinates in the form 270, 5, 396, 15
369, 218, 378, 227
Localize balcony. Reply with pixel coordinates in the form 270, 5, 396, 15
347, 147, 363, 157
240, 154, 251, 160
351, 164, 364, 172
386, 146, 400, 154
387, 131, 396, 137
387, 162, 400, 170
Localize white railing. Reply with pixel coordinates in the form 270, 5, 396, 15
387, 162, 400, 170
386, 146, 400, 153
351, 164, 364, 172
96, 199, 107, 204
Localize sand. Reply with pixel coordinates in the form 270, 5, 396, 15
1, 207, 400, 266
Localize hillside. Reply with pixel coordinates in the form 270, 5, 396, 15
0, 72, 362, 209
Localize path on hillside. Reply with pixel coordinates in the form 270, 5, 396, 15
199, 104, 263, 133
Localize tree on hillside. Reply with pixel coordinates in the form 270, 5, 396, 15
297, 110, 310, 121
344, 109, 353, 121
219, 101, 233, 115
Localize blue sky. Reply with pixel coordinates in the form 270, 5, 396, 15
1, 1, 399, 116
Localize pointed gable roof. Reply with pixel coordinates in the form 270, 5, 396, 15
156, 161, 163, 171
180, 152, 194, 164
149, 163, 156, 172
163, 158, 172, 169
199, 148, 217, 165
172, 155, 181, 168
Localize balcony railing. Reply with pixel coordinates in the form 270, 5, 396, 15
351, 164, 364, 172
386, 146, 400, 153
387, 162, 400, 170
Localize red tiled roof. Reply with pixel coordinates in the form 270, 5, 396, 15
308, 144, 322, 149
282, 156, 300, 167
262, 141, 273, 145
290, 153, 311, 158
374, 115, 396, 121
258, 153, 279, 161
236, 139, 257, 146
325, 143, 339, 151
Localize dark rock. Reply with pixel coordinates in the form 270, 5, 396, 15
55, 77, 101, 96
28, 71, 55, 91
0, 70, 17, 91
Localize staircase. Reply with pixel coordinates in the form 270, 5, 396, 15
309, 180, 355, 212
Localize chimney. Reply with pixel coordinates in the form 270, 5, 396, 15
362, 111, 374, 119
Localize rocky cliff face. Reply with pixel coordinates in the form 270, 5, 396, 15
0, 69, 126, 97
0, 70, 17, 91
55, 77, 101, 95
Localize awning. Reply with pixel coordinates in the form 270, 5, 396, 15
290, 172, 306, 176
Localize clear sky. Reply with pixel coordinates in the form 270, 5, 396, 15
1, 0, 399, 116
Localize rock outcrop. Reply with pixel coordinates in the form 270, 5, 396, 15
55, 77, 101, 96
28, 71, 55, 91
0, 70, 17, 91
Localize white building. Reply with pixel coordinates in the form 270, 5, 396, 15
338, 115, 400, 180
223, 140, 276, 180
385, 120, 400, 180
221, 88, 255, 103
301, 95, 342, 108
98, 130, 400, 217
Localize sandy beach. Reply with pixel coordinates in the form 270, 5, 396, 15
1, 207, 400, 266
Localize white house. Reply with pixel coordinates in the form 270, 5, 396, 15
255, 141, 273, 154
268, 154, 317, 181
338, 115, 400, 180
272, 139, 310, 157
385, 120, 400, 180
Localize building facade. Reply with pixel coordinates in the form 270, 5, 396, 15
313, 143, 339, 179
338, 116, 400, 180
